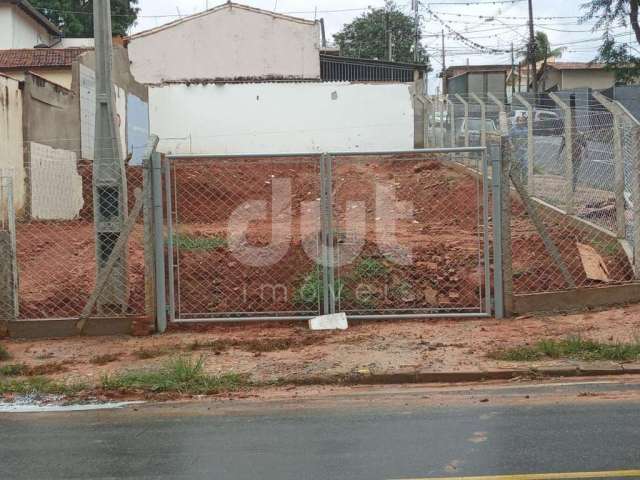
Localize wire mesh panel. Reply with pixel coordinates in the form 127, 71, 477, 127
168, 156, 322, 320
331, 150, 490, 316
11, 154, 146, 320
508, 134, 636, 295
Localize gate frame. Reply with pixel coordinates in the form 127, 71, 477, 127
162, 147, 500, 325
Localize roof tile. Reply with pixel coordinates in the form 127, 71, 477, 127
0, 48, 90, 68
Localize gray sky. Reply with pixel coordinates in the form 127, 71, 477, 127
132, 0, 636, 91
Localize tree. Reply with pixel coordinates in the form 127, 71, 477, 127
333, 0, 429, 64
532, 31, 566, 89
30, 0, 139, 38
581, 0, 640, 83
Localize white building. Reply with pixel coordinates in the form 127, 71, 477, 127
127, 2, 322, 85
0, 0, 60, 48
127, 2, 418, 155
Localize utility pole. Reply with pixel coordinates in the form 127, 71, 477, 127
527, 0, 538, 94
511, 42, 515, 96
441, 30, 446, 94
93, 0, 128, 314
413, 0, 420, 62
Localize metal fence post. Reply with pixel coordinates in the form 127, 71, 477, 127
633, 127, 640, 277
414, 94, 426, 149
449, 96, 456, 147
514, 93, 535, 195
592, 92, 627, 239
488, 92, 508, 135
423, 95, 434, 147
470, 93, 487, 148
549, 92, 575, 215
319, 153, 336, 315
455, 94, 470, 148
439, 95, 446, 147
152, 152, 167, 333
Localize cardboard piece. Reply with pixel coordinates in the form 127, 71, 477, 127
577, 242, 610, 283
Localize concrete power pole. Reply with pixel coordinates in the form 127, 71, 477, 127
413, 0, 420, 62
527, 0, 538, 94
93, 0, 129, 314
441, 30, 446, 94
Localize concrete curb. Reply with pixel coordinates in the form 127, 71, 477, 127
281, 366, 640, 386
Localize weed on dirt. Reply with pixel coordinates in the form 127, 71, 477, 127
0, 376, 86, 396
174, 234, 226, 251
355, 258, 389, 279
489, 336, 640, 362
0, 364, 27, 377
90, 353, 122, 365
0, 361, 70, 377
0, 345, 10, 361
101, 356, 245, 394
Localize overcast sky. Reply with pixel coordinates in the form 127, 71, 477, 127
132, 0, 636, 92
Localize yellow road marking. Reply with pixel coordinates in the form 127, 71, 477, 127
391, 470, 640, 480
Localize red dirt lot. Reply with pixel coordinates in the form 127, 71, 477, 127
11, 154, 634, 321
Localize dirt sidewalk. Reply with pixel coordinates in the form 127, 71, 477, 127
2, 304, 640, 391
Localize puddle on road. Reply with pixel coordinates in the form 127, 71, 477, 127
0, 395, 144, 413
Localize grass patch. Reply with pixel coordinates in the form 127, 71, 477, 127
0, 345, 11, 361
0, 362, 70, 377
101, 356, 246, 395
294, 272, 349, 309
0, 363, 27, 377
355, 258, 389, 279
489, 336, 640, 362
0, 376, 86, 396
90, 353, 122, 365
174, 234, 226, 252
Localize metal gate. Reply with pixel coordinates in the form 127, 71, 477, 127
163, 147, 497, 324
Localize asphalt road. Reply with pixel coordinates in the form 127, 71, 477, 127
2, 380, 640, 480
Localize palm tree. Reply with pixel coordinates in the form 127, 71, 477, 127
534, 31, 566, 91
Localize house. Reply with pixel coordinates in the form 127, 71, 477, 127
126, 2, 322, 84
0, 45, 149, 219
0, 48, 88, 88
444, 64, 517, 103
0, 0, 60, 48
126, 2, 423, 155
538, 62, 616, 92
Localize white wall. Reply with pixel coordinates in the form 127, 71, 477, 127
150, 82, 415, 155
0, 5, 50, 48
128, 4, 320, 84
0, 74, 25, 214
28, 142, 83, 220
0, 5, 12, 48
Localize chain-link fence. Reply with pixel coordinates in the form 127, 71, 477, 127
166, 148, 492, 322
0, 142, 151, 322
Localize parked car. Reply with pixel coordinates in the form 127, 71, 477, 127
509, 109, 564, 136
456, 117, 499, 145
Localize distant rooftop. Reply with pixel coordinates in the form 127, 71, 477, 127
0, 48, 90, 68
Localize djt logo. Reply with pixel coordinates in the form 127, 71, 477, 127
227, 178, 413, 268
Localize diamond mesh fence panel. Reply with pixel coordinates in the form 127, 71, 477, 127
168, 156, 322, 320
507, 117, 638, 295
331, 151, 490, 316
5, 146, 147, 320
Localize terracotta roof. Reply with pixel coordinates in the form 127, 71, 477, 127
546, 62, 607, 70
0, 48, 90, 68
